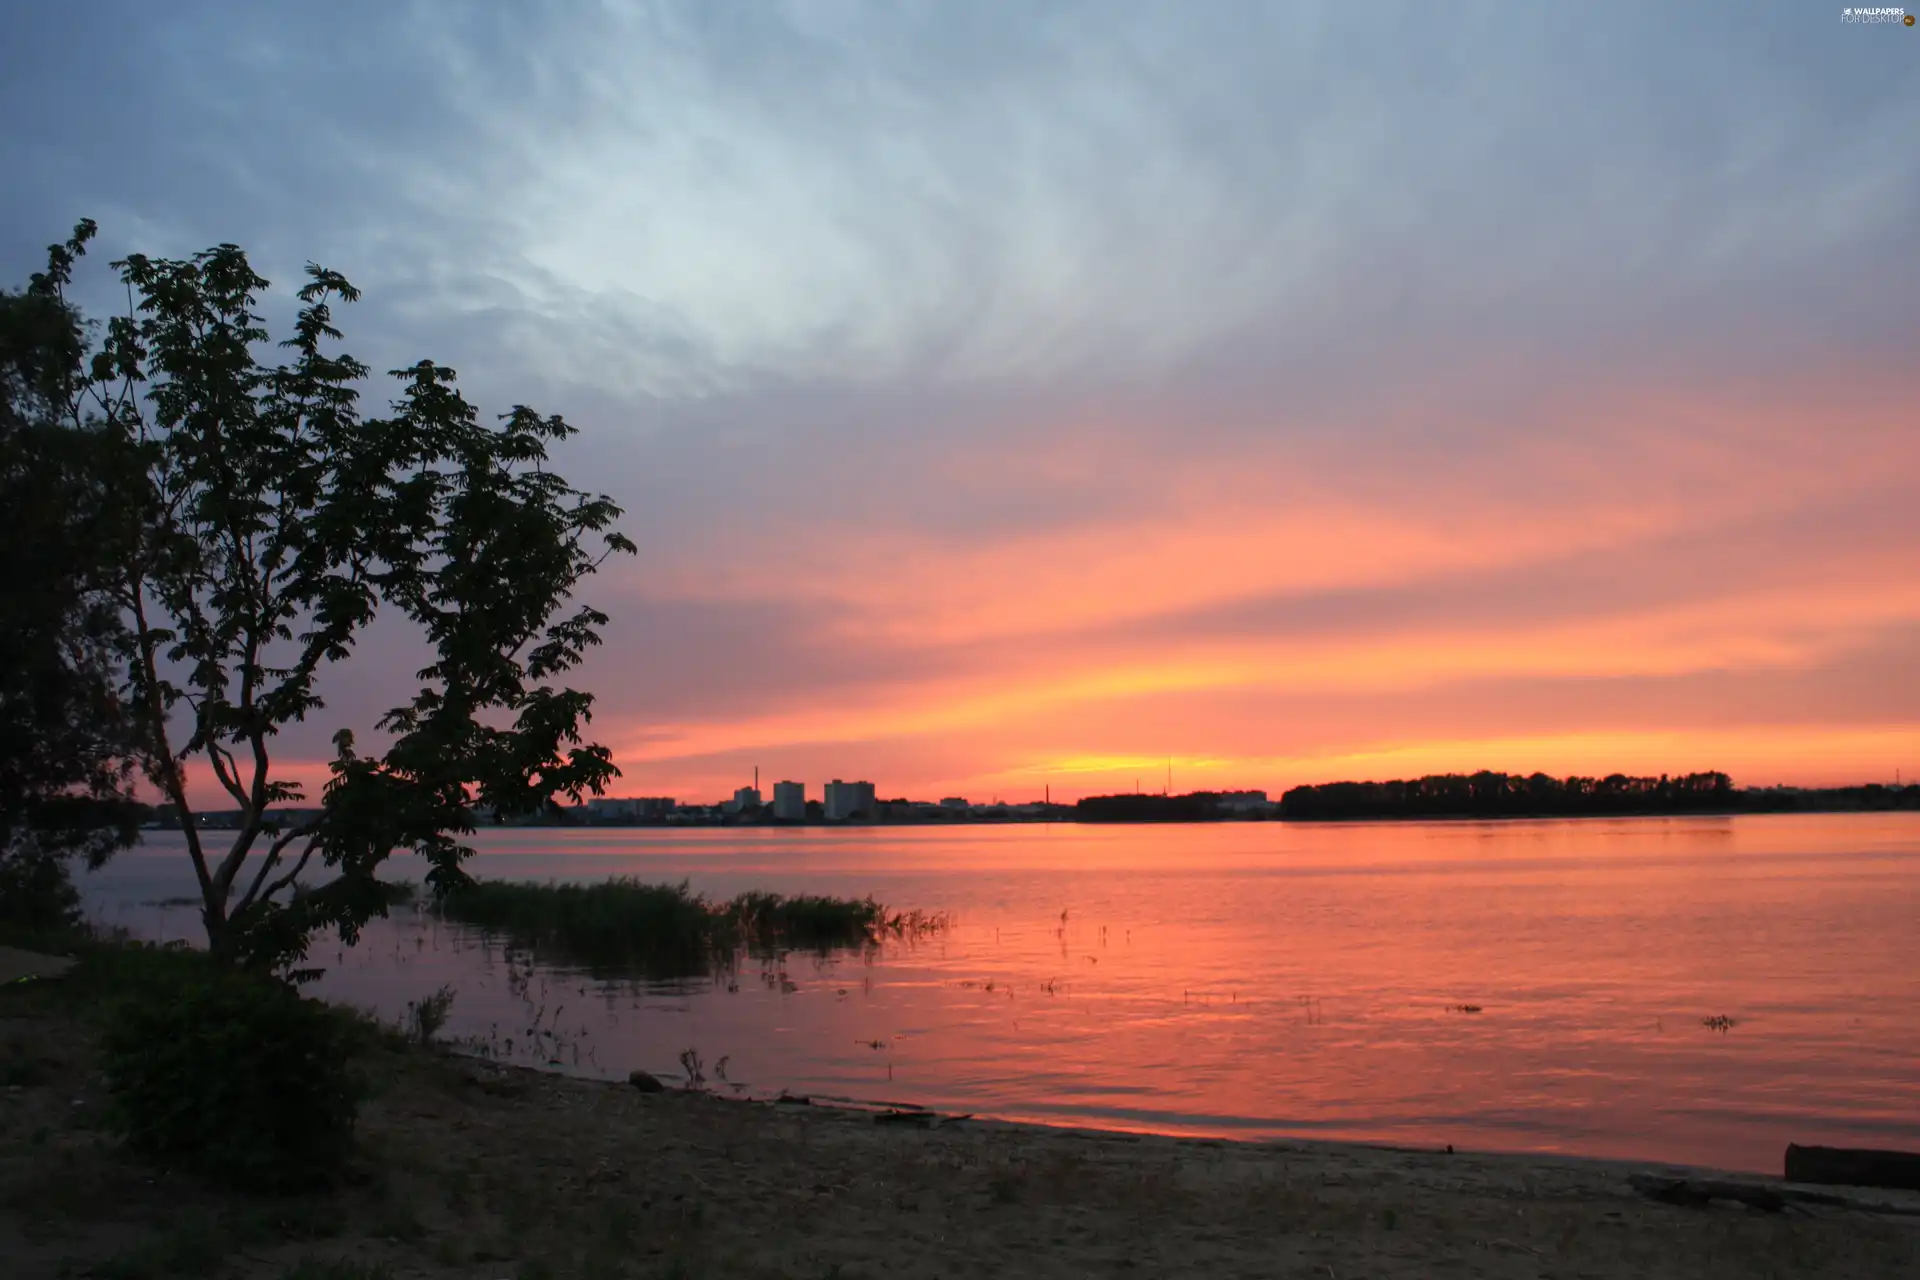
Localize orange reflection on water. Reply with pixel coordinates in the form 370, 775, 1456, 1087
98, 814, 1920, 1173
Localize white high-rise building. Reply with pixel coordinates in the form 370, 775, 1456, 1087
772, 781, 805, 821
823, 779, 877, 821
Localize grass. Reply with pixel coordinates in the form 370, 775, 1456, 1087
432, 878, 944, 974
404, 985, 456, 1044
86, 1215, 232, 1279
17, 934, 219, 1011
277, 1262, 394, 1280
0, 1050, 53, 1088
367, 1197, 427, 1244
8, 931, 408, 1069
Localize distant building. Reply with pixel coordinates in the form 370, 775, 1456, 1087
939, 797, 970, 810
877, 798, 942, 820
587, 797, 676, 822
726, 786, 764, 815
772, 781, 806, 821
1215, 790, 1272, 814
824, 779, 876, 821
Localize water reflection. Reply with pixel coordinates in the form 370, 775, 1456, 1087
84, 813, 1920, 1174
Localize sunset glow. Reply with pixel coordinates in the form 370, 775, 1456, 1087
10, 5, 1915, 808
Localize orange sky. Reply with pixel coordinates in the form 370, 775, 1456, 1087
214, 362, 1920, 810
54, 6, 1913, 812
548, 363, 1918, 803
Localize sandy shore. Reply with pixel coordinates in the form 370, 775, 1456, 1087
4, 970, 1918, 1279
0, 945, 76, 985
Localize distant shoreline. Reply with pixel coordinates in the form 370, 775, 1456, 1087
139, 772, 1920, 832
148, 795, 1920, 833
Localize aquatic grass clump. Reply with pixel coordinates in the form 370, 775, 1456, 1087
436, 879, 713, 972
433, 877, 944, 974
720, 890, 895, 951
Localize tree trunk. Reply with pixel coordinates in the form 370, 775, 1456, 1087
201, 899, 235, 964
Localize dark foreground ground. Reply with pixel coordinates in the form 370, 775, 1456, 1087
3, 947, 1918, 1280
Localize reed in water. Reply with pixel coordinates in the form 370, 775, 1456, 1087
432, 877, 943, 973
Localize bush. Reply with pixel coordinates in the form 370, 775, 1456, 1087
102, 970, 358, 1190
0, 840, 82, 932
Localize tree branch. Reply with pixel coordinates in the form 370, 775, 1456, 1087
131, 588, 213, 910
232, 824, 308, 918
206, 740, 249, 809
250, 835, 321, 913
211, 601, 274, 898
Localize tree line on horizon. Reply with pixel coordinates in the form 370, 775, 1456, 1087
1277, 770, 1737, 820
1071, 772, 1920, 823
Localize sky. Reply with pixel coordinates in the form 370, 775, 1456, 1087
4, 2, 1918, 805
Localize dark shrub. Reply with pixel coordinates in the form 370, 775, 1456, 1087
102, 970, 357, 1190
0, 841, 82, 931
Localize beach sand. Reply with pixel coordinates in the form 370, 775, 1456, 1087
0, 945, 76, 986
3, 972, 1917, 1278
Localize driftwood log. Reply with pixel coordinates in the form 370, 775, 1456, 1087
1629, 1175, 1792, 1213
873, 1108, 973, 1128
1785, 1144, 1920, 1192
1629, 1173, 1920, 1217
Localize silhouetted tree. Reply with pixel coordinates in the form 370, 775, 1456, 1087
0, 282, 143, 927
1278, 770, 1748, 820
1075, 793, 1215, 822
20, 221, 634, 969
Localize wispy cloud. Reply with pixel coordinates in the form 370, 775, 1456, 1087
5, 2, 1917, 802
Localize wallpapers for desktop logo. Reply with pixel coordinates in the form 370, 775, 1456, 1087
1840, 6, 1914, 22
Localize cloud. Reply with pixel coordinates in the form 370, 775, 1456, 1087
3, 2, 1917, 803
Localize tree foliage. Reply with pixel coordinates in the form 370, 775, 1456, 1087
0, 273, 143, 927
23, 221, 634, 969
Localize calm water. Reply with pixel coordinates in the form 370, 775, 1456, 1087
83, 813, 1920, 1174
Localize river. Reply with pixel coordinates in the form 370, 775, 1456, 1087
81, 812, 1920, 1174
